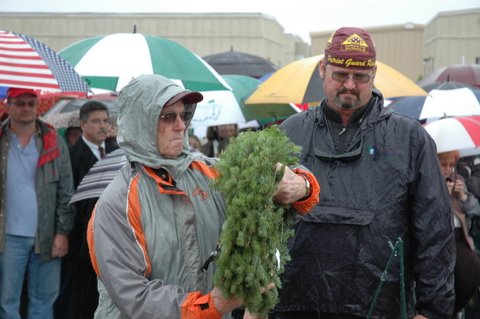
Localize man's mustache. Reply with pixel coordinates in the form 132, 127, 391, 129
337, 87, 359, 97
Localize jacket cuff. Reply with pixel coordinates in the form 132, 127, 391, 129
291, 168, 320, 215
181, 291, 222, 319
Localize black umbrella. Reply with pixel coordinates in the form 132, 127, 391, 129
203, 48, 278, 79
417, 64, 480, 89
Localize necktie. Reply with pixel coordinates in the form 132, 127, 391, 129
99, 146, 106, 159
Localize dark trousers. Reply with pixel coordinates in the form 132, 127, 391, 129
454, 228, 480, 314
269, 312, 364, 319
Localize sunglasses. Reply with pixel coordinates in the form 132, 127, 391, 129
332, 71, 372, 84
11, 100, 37, 107
159, 111, 194, 124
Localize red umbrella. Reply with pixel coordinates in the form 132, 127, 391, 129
424, 116, 480, 156
418, 64, 480, 89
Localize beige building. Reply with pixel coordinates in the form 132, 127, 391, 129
0, 12, 309, 68
311, 23, 426, 82
2, 8, 479, 82
423, 8, 480, 75
310, 8, 480, 82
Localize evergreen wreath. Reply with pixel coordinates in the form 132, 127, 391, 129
213, 125, 302, 315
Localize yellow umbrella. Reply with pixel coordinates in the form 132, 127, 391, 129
245, 55, 427, 105
375, 61, 427, 99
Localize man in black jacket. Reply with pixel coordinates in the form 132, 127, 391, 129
55, 100, 118, 319
272, 27, 455, 319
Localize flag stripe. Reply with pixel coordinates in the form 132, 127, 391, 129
0, 60, 51, 69
0, 52, 43, 60
0, 74, 60, 90
1, 69, 56, 79
0, 47, 37, 53
0, 78, 61, 90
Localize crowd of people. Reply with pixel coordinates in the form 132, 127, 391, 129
0, 26, 479, 319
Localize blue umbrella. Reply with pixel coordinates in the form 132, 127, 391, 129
0, 86, 8, 99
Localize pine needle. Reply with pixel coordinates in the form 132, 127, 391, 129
213, 125, 301, 315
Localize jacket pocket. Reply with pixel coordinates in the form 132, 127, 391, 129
43, 161, 60, 184
301, 205, 375, 226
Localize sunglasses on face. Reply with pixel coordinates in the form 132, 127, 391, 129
159, 111, 194, 124
331, 71, 372, 84
11, 100, 37, 107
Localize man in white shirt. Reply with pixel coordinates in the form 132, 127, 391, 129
55, 100, 118, 319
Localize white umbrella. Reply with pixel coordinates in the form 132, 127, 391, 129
190, 75, 300, 139
190, 90, 247, 139
388, 88, 480, 120
421, 88, 480, 119
43, 110, 80, 129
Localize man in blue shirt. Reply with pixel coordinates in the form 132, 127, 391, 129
0, 87, 74, 319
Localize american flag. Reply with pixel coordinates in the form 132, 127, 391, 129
0, 30, 90, 93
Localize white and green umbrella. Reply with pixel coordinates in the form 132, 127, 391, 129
190, 75, 299, 139
59, 33, 230, 92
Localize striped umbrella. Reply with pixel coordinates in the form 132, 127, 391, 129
424, 116, 480, 157
0, 30, 90, 93
69, 148, 127, 204
59, 33, 230, 92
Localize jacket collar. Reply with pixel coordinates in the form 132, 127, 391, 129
0, 119, 60, 167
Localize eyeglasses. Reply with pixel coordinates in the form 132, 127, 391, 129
159, 111, 194, 124
11, 100, 37, 107
332, 71, 372, 84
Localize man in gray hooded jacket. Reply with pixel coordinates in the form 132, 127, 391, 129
87, 74, 319, 319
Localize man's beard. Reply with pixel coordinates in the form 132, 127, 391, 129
334, 88, 361, 110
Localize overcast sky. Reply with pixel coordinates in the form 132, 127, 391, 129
2, 0, 479, 42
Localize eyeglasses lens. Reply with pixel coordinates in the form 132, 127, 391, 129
332, 71, 371, 84
160, 111, 194, 124
13, 100, 36, 107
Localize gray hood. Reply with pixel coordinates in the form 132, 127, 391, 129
117, 74, 195, 179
